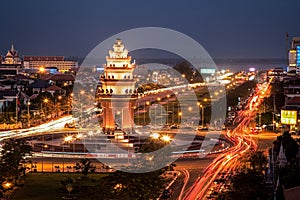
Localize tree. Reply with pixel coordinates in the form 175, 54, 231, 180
91, 138, 175, 200
75, 158, 95, 177
248, 151, 267, 173
273, 131, 299, 163
173, 61, 203, 83
0, 138, 32, 178
217, 170, 268, 200
217, 151, 269, 200
95, 168, 168, 200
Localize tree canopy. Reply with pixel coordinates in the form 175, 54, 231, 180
0, 138, 32, 178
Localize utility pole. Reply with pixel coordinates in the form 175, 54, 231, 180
273, 95, 276, 131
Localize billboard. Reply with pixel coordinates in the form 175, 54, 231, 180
200, 68, 216, 74
281, 110, 297, 125
289, 49, 296, 66
297, 46, 300, 66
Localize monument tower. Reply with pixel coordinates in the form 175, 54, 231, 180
99, 39, 137, 134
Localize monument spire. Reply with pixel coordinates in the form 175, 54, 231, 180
98, 39, 137, 134
276, 142, 287, 168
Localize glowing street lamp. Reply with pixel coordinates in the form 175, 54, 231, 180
150, 133, 160, 140
161, 135, 171, 143
2, 181, 12, 190
64, 135, 73, 143
76, 133, 84, 140
39, 67, 45, 73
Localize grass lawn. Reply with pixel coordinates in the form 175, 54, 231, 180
11, 173, 107, 200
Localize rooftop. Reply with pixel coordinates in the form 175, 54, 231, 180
46, 74, 75, 81
24, 56, 64, 61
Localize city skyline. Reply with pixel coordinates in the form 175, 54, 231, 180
1, 0, 300, 59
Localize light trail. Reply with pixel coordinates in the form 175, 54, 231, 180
0, 115, 74, 141
183, 76, 273, 200
178, 168, 190, 200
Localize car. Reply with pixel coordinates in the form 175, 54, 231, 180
197, 126, 208, 131
180, 126, 194, 131
290, 131, 297, 135
64, 122, 75, 128
251, 126, 262, 133
170, 125, 179, 129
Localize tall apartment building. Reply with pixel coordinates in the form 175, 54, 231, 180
288, 37, 300, 73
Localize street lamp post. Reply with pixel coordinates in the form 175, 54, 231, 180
197, 102, 204, 127
27, 101, 31, 127
178, 111, 182, 124
80, 90, 85, 126
56, 95, 62, 117
166, 94, 170, 125
145, 101, 150, 125
201, 105, 204, 127
41, 98, 49, 120
63, 135, 73, 173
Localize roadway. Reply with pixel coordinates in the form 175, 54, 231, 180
182, 76, 274, 200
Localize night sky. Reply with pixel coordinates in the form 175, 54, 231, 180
1, 0, 300, 59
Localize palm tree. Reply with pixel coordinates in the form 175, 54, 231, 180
75, 159, 95, 177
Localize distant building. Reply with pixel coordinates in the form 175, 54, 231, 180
45, 74, 75, 87
0, 44, 22, 77
267, 68, 284, 82
28, 79, 51, 93
23, 56, 78, 73
288, 37, 300, 73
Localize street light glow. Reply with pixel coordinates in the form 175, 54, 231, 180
3, 181, 12, 189
150, 133, 160, 139
64, 135, 73, 143
76, 133, 84, 139
161, 135, 171, 142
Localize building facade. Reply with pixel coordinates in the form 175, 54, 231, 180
23, 56, 78, 73
0, 44, 22, 77
288, 37, 300, 73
